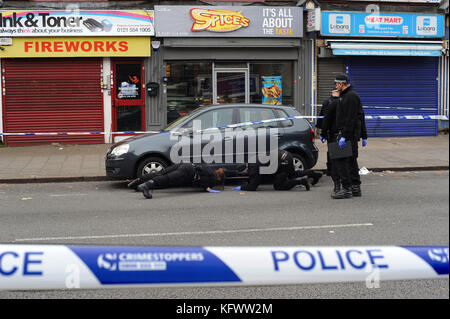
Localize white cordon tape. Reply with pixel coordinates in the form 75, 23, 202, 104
0, 245, 448, 290
0, 115, 448, 136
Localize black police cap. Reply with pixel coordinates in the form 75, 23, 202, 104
335, 74, 350, 83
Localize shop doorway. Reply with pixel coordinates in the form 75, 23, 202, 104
111, 59, 145, 141
213, 67, 249, 104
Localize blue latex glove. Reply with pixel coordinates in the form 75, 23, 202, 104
362, 139, 367, 147
208, 189, 221, 193
338, 137, 346, 149
234, 186, 242, 191
320, 136, 326, 143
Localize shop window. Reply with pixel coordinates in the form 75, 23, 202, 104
250, 62, 293, 106
167, 62, 212, 125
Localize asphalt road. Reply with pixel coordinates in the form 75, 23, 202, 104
0, 170, 448, 299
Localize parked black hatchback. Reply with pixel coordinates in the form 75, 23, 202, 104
106, 104, 319, 179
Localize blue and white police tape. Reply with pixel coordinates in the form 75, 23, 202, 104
304, 103, 438, 111
0, 115, 448, 136
0, 245, 448, 290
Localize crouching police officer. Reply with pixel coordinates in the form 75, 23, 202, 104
235, 150, 318, 192
135, 163, 225, 199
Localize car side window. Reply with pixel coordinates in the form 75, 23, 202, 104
274, 109, 294, 128
183, 108, 234, 130
238, 108, 278, 129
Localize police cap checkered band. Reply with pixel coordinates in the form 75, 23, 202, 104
335, 74, 349, 83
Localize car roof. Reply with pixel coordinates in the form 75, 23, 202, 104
203, 104, 295, 111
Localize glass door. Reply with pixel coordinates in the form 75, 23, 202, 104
111, 59, 145, 137
213, 68, 249, 104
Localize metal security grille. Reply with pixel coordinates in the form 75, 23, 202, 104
317, 57, 345, 115
347, 56, 438, 137
2, 58, 103, 146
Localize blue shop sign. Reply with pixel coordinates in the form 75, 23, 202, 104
321, 12, 445, 38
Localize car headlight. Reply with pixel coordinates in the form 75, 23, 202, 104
111, 144, 129, 156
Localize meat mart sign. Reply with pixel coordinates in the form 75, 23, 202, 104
0, 10, 154, 37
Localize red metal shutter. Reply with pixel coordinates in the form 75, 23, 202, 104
2, 58, 104, 146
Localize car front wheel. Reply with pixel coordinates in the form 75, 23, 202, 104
136, 157, 168, 179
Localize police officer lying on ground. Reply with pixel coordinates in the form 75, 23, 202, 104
234, 150, 322, 192
134, 163, 226, 199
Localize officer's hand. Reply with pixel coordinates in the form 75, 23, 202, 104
338, 137, 346, 149
320, 136, 326, 143
234, 186, 242, 191
362, 139, 367, 147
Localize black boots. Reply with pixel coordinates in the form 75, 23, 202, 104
331, 186, 352, 199
351, 185, 362, 197
308, 171, 323, 186
296, 177, 310, 191
137, 180, 155, 199
127, 178, 142, 190
331, 181, 341, 198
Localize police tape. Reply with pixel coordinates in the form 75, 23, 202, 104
305, 104, 438, 111
0, 115, 448, 136
0, 245, 448, 290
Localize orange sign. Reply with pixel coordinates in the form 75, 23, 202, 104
190, 8, 250, 32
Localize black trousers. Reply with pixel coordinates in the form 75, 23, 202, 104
145, 163, 196, 189
242, 164, 308, 191
273, 171, 308, 190
333, 139, 360, 188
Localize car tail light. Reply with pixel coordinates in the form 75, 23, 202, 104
310, 128, 315, 142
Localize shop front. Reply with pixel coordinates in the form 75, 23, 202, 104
152, 5, 312, 129
317, 10, 446, 137
0, 10, 154, 146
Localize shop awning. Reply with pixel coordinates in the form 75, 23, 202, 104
328, 41, 444, 57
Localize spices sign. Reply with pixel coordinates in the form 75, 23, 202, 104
155, 5, 303, 38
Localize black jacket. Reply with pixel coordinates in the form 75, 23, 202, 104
336, 85, 367, 140
319, 96, 339, 139
192, 164, 218, 189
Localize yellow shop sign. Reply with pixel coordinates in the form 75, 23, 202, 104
0, 37, 151, 58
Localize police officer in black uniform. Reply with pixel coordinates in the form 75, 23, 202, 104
318, 89, 341, 197
136, 163, 225, 199
332, 74, 367, 199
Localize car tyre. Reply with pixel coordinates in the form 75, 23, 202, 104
136, 157, 168, 179
291, 153, 308, 172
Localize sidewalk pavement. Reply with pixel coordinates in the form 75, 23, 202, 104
0, 135, 448, 183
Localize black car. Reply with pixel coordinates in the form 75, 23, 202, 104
106, 104, 319, 179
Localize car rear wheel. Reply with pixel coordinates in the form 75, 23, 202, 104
136, 157, 168, 179
292, 153, 307, 171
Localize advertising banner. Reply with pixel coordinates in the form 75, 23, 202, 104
0, 10, 154, 37
0, 37, 151, 58
155, 6, 303, 38
262, 76, 282, 105
321, 11, 445, 38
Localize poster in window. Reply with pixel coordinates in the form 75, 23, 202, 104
262, 76, 282, 105
116, 64, 142, 100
